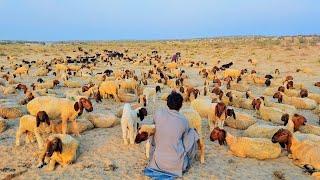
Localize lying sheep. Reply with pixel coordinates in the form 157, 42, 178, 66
299, 124, 320, 136
224, 109, 256, 130
37, 134, 79, 171
87, 113, 119, 128
63, 80, 81, 88
0, 85, 16, 95
121, 103, 147, 145
273, 92, 317, 110
243, 113, 294, 139
0, 107, 23, 119
35, 67, 49, 76
27, 96, 93, 136
264, 98, 296, 115
50, 118, 94, 134
253, 98, 286, 124
32, 80, 60, 90
99, 81, 120, 102
210, 127, 281, 160
272, 129, 320, 177
294, 131, 320, 143
16, 111, 50, 149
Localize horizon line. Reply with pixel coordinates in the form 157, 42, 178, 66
1, 34, 319, 43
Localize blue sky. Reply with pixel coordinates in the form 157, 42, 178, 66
0, 0, 319, 41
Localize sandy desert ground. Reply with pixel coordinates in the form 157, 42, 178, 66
0, 36, 320, 179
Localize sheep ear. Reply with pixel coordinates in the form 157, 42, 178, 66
36, 114, 41, 127
279, 142, 286, 148
74, 102, 80, 111
56, 139, 63, 153
233, 111, 236, 119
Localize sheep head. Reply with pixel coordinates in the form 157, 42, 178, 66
36, 111, 50, 127
137, 107, 147, 121
210, 127, 226, 145
252, 98, 262, 110
226, 108, 236, 119
215, 102, 227, 118
273, 92, 283, 103
292, 114, 307, 132
46, 137, 63, 157
299, 89, 308, 98
271, 128, 292, 153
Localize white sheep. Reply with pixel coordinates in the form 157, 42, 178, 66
264, 98, 297, 115
15, 111, 51, 149
273, 92, 317, 110
0, 85, 16, 95
27, 96, 93, 136
37, 134, 79, 171
121, 103, 147, 145
210, 128, 281, 160
32, 80, 59, 90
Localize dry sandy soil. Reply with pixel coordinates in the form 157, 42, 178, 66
0, 36, 319, 179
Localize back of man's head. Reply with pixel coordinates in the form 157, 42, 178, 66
167, 91, 183, 111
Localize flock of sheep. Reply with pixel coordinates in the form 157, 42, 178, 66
0, 40, 320, 178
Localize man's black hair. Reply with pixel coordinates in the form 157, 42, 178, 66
167, 91, 183, 111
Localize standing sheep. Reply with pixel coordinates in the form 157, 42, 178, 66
16, 111, 50, 149
27, 96, 93, 136
99, 81, 120, 102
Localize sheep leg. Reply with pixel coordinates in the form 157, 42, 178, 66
15, 129, 22, 146
197, 139, 205, 164
71, 120, 80, 136
145, 140, 151, 159
34, 129, 44, 149
61, 118, 68, 135
129, 126, 135, 145
46, 159, 56, 172
121, 123, 129, 145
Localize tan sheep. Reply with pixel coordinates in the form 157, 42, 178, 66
63, 80, 81, 88
299, 124, 320, 136
223, 69, 241, 78
27, 96, 93, 136
210, 128, 281, 160
273, 92, 317, 110
243, 114, 294, 139
0, 107, 23, 119
87, 113, 119, 128
99, 81, 120, 102
16, 111, 51, 149
272, 129, 320, 177
37, 134, 79, 171
224, 109, 256, 130
14, 66, 29, 76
